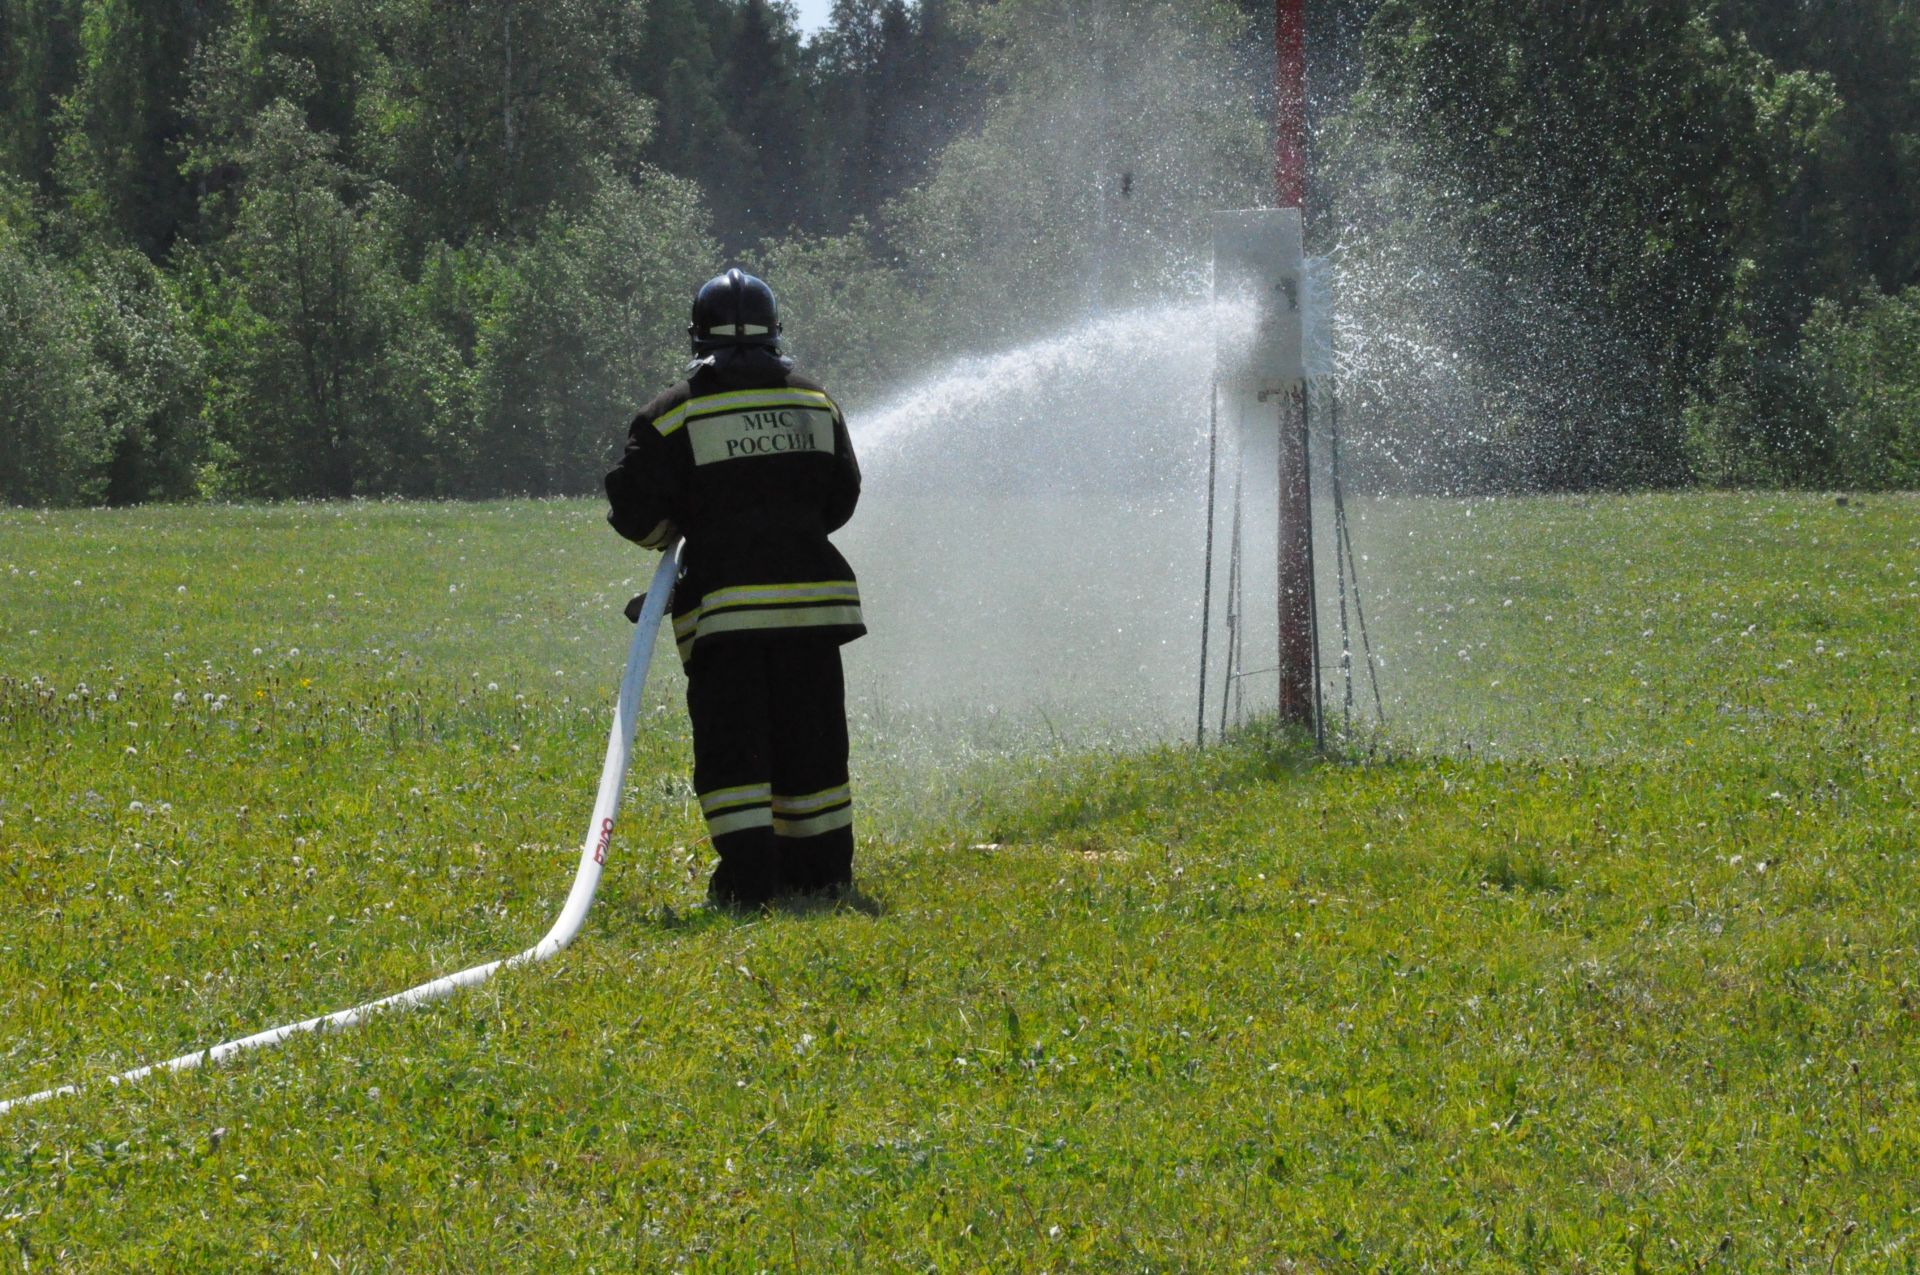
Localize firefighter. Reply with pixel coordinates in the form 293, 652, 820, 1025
606, 269, 864, 908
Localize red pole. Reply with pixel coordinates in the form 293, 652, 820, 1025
1274, 0, 1315, 730
1274, 0, 1306, 209
1277, 389, 1315, 729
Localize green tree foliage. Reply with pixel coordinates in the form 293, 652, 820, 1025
179, 0, 383, 240
0, 194, 108, 506
1796, 289, 1920, 490
85, 245, 208, 504
633, 0, 814, 250
1718, 0, 1920, 295
0, 0, 84, 194
373, 0, 653, 246
469, 170, 714, 496
54, 0, 230, 255
204, 100, 419, 498
808, 0, 981, 233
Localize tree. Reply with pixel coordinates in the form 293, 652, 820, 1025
469, 169, 713, 495
209, 100, 415, 498
808, 0, 982, 234
372, 0, 652, 247
0, 194, 108, 505
1797, 288, 1920, 490
85, 244, 209, 503
179, 0, 384, 248
632, 0, 814, 250
1717, 0, 1920, 295
0, 0, 84, 194
54, 0, 230, 256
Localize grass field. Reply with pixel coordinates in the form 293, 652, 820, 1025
2, 493, 1917, 1271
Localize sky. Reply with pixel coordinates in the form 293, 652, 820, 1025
792, 0, 834, 36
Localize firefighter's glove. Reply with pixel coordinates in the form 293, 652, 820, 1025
624, 592, 647, 624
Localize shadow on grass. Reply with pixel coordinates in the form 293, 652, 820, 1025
646, 886, 887, 931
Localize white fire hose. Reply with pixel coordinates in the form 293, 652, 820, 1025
0, 542, 683, 1117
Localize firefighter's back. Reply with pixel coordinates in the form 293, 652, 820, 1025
649, 345, 865, 665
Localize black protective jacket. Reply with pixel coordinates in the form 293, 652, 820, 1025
606, 347, 864, 665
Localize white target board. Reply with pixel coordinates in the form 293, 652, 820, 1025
1213, 208, 1306, 393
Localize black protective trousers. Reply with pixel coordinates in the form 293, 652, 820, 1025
684, 637, 854, 904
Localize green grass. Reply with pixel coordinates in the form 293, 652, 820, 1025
1, 493, 1916, 1271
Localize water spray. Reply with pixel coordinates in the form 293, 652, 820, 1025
0, 544, 684, 1118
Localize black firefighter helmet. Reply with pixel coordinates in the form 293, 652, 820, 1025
689, 268, 781, 353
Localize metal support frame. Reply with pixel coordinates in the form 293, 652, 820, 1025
1197, 383, 1221, 747
1220, 464, 1245, 738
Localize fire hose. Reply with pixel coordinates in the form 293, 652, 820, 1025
0, 542, 683, 1117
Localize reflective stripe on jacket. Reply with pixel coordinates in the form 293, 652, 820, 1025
671, 580, 863, 663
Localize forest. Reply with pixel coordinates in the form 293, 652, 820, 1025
1, 0, 1916, 506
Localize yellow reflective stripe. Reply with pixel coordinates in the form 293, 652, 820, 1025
700, 783, 771, 816
771, 785, 851, 816
654, 403, 692, 437
673, 582, 860, 644
654, 388, 835, 437
638, 519, 676, 549
695, 604, 864, 639
707, 806, 774, 837
699, 581, 860, 611
773, 806, 854, 839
